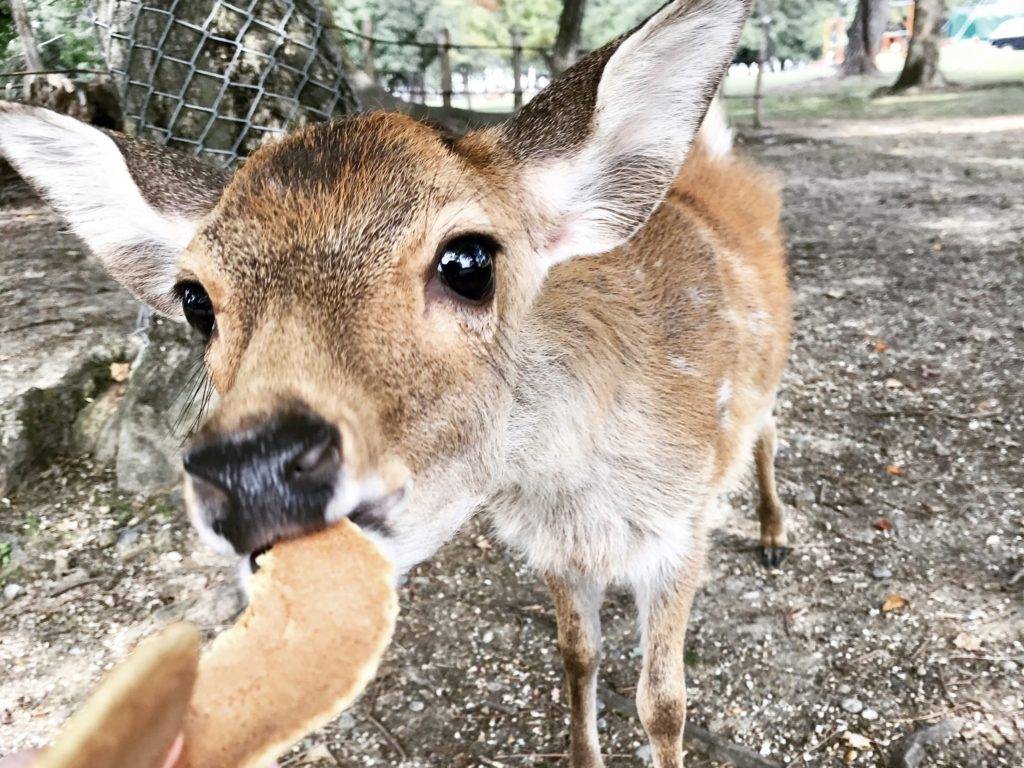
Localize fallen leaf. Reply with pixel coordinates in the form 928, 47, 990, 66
874, 517, 893, 532
882, 594, 908, 613
886, 464, 904, 476
844, 732, 871, 750
976, 397, 999, 414
109, 362, 130, 382
874, 340, 889, 353
953, 632, 982, 651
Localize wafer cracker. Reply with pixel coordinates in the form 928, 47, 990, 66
35, 623, 199, 768
179, 520, 397, 768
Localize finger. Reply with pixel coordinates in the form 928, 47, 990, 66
0, 750, 42, 768
160, 735, 184, 768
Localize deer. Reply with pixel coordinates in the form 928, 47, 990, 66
0, 0, 791, 765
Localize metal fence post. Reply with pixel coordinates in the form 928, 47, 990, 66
458, 64, 472, 110
438, 27, 452, 110
511, 28, 523, 110
362, 19, 376, 82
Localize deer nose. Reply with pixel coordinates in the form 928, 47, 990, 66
183, 410, 342, 555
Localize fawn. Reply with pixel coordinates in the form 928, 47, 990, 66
0, 0, 790, 764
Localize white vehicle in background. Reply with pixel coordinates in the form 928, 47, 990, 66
989, 17, 1024, 49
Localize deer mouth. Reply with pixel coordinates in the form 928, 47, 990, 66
346, 487, 406, 536
246, 486, 406, 572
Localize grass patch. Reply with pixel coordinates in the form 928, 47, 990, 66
723, 41, 1024, 124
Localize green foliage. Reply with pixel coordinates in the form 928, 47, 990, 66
331, 0, 664, 75
742, 0, 841, 63
1, 0, 102, 72
581, 0, 662, 51
0, 5, 16, 64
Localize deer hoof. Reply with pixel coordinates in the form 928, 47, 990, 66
759, 545, 789, 569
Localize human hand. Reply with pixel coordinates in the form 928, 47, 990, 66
0, 734, 183, 768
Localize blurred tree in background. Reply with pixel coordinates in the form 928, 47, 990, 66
841, 0, 889, 74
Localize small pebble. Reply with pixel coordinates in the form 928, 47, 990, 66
871, 566, 893, 580
3, 583, 23, 600
841, 698, 864, 714
409, 700, 425, 713
861, 708, 879, 721
482, 630, 494, 644
635, 744, 652, 764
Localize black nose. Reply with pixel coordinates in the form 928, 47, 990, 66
183, 410, 342, 554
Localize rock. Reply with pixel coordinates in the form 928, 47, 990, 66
186, 583, 245, 628
116, 526, 141, 550
844, 732, 871, 750
635, 744, 653, 764
72, 381, 127, 455
794, 487, 817, 508
0, 338, 129, 495
842, 698, 864, 714
409, 700, 425, 713
108, 317, 205, 494
872, 567, 893, 580
0, 188, 148, 494
888, 719, 962, 768
3, 583, 23, 600
861, 708, 879, 721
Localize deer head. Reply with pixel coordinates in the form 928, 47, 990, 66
0, 0, 749, 572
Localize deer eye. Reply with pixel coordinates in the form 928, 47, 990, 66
177, 281, 216, 339
436, 235, 496, 303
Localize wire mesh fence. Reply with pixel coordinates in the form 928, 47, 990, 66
3, 3, 756, 166
91, 0, 357, 165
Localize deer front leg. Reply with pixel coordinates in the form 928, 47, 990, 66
546, 573, 606, 768
635, 574, 698, 768
755, 416, 789, 568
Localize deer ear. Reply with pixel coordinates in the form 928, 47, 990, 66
501, 0, 749, 268
0, 102, 229, 316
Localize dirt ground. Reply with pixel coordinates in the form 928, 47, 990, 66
1, 114, 1022, 768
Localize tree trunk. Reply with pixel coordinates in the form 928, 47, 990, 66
888, 0, 945, 91
551, 0, 588, 75
841, 0, 889, 76
9, 0, 44, 71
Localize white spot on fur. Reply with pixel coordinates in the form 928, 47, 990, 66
669, 354, 698, 375
716, 379, 733, 424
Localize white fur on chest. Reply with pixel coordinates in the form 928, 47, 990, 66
486, 360, 710, 588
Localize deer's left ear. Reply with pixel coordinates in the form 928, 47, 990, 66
500, 0, 749, 267
0, 102, 229, 316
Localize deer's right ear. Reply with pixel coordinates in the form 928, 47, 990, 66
499, 0, 749, 269
0, 102, 229, 316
